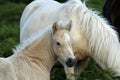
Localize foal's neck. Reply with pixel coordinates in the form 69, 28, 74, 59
22, 31, 56, 72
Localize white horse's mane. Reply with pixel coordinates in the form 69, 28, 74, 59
69, 0, 120, 76
13, 26, 52, 54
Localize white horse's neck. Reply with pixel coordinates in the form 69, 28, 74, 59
72, 1, 120, 76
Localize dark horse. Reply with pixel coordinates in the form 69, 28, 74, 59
103, 0, 120, 35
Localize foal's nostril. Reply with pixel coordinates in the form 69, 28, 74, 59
66, 58, 77, 67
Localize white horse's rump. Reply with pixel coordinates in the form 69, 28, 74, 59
20, 0, 60, 28
20, 0, 120, 77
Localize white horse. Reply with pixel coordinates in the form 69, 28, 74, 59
0, 21, 76, 80
20, 0, 120, 78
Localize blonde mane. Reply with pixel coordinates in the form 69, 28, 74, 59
13, 25, 52, 54
71, 0, 120, 76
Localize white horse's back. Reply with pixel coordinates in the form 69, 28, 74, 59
20, 0, 60, 30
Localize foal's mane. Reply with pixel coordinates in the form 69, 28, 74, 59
69, 0, 120, 71
13, 26, 52, 54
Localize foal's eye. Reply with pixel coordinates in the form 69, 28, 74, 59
56, 42, 61, 45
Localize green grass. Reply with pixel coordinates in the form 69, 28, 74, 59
0, 2, 26, 57
0, 0, 120, 80
86, 0, 105, 12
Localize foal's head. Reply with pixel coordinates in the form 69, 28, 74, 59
52, 21, 76, 67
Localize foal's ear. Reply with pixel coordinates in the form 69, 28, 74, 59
66, 20, 72, 31
52, 21, 58, 33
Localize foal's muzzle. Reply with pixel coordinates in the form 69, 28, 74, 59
66, 58, 77, 67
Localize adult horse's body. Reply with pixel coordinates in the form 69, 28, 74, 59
0, 21, 76, 80
20, 0, 120, 77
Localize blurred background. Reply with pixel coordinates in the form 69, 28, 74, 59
0, 0, 120, 80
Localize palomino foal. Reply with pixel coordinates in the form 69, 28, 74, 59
0, 21, 76, 80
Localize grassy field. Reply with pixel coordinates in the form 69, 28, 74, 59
0, 0, 120, 80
